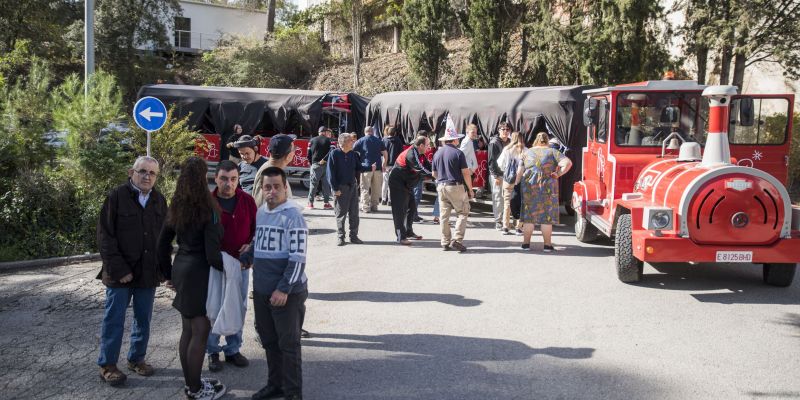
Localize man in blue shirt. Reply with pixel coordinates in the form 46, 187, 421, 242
327, 133, 364, 246
432, 131, 474, 253
353, 126, 388, 213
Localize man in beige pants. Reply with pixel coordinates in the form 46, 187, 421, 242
353, 126, 388, 213
431, 130, 473, 252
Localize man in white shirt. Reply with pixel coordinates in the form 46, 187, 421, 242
459, 124, 479, 174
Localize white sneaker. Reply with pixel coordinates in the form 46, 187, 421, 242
185, 379, 226, 400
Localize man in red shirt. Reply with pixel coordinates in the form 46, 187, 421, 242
207, 160, 258, 372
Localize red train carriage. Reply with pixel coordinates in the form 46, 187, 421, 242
366, 87, 592, 201
574, 80, 798, 286
136, 85, 369, 187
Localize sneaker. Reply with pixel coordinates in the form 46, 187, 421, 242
502, 228, 511, 235
413, 216, 423, 223
543, 245, 555, 252
450, 241, 467, 253
397, 239, 412, 246
515, 229, 524, 236
251, 384, 284, 400
224, 352, 249, 367
350, 236, 364, 244
301, 329, 312, 339
370, 205, 379, 212
381, 200, 388, 206
306, 203, 314, 209
337, 238, 346, 246
323, 203, 333, 209
495, 225, 503, 231
186, 379, 226, 400
127, 360, 154, 376
99, 365, 127, 386
407, 233, 423, 240
207, 353, 223, 372
432, 217, 440, 225
521, 243, 530, 250
442, 245, 451, 251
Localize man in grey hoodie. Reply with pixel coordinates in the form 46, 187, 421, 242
240, 166, 308, 400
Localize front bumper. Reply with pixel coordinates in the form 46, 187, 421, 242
632, 231, 800, 263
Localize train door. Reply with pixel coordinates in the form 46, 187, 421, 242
728, 95, 794, 184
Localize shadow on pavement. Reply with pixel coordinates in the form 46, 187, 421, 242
309, 291, 482, 307
633, 263, 800, 305
302, 333, 661, 400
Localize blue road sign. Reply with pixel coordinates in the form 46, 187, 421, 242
133, 96, 167, 132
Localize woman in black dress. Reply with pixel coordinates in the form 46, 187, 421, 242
157, 157, 226, 400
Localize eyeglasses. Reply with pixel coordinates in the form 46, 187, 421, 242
135, 169, 159, 178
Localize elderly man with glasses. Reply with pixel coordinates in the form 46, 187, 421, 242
95, 156, 168, 387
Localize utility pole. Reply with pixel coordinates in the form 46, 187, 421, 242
85, 0, 95, 98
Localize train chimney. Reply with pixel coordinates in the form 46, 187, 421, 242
701, 85, 738, 166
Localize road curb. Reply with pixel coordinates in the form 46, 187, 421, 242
0, 253, 100, 272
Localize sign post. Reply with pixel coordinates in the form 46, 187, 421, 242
132, 96, 168, 156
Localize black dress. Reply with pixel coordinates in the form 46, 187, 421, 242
157, 213, 223, 318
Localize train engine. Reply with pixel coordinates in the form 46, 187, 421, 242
574, 84, 799, 286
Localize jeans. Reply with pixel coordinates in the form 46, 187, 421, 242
207, 268, 250, 356
413, 181, 423, 218
253, 290, 308, 396
432, 195, 440, 218
490, 175, 503, 227
97, 286, 156, 366
308, 163, 331, 204
381, 166, 392, 202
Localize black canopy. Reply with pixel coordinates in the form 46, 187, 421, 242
137, 84, 370, 158
366, 86, 594, 198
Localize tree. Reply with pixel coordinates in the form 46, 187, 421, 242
678, 0, 800, 90
401, 0, 453, 89
93, 0, 182, 101
465, 0, 511, 88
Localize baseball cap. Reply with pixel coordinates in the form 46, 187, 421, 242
318, 126, 331, 133
268, 134, 296, 158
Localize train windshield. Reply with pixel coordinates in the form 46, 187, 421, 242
614, 92, 706, 147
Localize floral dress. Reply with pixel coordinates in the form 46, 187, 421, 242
520, 147, 565, 225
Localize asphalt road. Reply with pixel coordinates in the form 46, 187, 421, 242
0, 186, 798, 399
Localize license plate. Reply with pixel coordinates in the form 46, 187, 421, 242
715, 251, 753, 263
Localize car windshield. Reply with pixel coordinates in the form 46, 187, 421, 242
615, 92, 706, 147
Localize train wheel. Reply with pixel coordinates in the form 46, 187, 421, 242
575, 212, 600, 243
615, 214, 643, 283
762, 263, 796, 287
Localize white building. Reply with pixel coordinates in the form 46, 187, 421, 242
165, 0, 267, 53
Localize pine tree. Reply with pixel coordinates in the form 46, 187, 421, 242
465, 0, 511, 88
400, 0, 452, 89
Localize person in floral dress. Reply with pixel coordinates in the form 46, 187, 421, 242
515, 132, 573, 252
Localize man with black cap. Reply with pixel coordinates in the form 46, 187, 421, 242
228, 135, 267, 194
253, 133, 296, 207
307, 127, 334, 210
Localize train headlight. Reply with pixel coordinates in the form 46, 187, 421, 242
643, 207, 673, 231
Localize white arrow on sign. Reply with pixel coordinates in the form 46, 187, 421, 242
139, 107, 164, 122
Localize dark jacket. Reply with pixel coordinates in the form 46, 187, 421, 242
390, 146, 431, 189
488, 136, 508, 177
327, 148, 361, 191
308, 135, 333, 164
383, 136, 405, 167
96, 181, 168, 288
157, 212, 224, 280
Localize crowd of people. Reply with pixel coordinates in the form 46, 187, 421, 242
93, 122, 571, 400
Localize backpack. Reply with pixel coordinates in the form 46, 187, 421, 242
503, 156, 518, 184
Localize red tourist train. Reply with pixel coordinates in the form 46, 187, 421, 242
573, 80, 798, 286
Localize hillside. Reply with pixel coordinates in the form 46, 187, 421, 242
310, 38, 472, 97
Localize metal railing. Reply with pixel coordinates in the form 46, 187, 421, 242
173, 30, 223, 51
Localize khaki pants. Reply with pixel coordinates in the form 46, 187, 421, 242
359, 170, 383, 211
437, 184, 470, 246
502, 181, 522, 230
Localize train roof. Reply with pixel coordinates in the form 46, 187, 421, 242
584, 80, 708, 95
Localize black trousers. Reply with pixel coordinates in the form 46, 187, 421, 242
334, 183, 360, 239
253, 290, 308, 396
388, 173, 416, 241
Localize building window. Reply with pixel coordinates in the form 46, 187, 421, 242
175, 17, 191, 48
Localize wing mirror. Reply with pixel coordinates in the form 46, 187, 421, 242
583, 98, 598, 127
738, 97, 755, 127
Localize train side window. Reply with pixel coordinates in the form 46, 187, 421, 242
729, 98, 789, 145
597, 100, 608, 143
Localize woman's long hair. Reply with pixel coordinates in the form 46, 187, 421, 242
167, 157, 220, 232
505, 131, 526, 157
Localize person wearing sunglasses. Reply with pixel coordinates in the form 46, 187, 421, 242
96, 156, 167, 387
